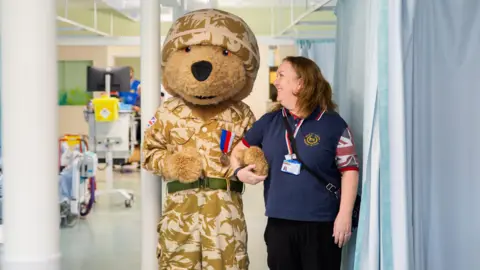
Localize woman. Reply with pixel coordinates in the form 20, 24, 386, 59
230, 56, 359, 270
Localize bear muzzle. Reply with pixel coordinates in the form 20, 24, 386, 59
191, 60, 213, 82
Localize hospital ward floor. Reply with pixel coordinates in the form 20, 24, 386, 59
10, 168, 268, 270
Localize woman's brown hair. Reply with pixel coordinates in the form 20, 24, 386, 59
270, 56, 337, 117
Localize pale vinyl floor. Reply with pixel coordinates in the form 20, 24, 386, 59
5, 168, 269, 270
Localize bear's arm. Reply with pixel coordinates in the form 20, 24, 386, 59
238, 108, 257, 146
230, 108, 270, 176
141, 108, 168, 177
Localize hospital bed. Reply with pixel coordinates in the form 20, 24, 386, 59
58, 138, 98, 227
0, 138, 98, 239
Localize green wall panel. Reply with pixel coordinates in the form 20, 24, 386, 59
58, 60, 93, 106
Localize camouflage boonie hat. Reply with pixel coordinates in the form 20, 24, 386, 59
162, 9, 260, 79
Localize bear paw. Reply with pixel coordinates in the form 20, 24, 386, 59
240, 146, 269, 176
163, 149, 203, 183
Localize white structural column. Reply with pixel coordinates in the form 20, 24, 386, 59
1, 0, 60, 269
140, 0, 162, 269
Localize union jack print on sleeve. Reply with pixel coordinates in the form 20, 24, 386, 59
336, 127, 359, 172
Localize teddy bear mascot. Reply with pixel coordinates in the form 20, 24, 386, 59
142, 8, 268, 270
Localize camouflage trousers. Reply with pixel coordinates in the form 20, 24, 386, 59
157, 189, 249, 270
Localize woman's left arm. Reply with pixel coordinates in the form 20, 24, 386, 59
339, 170, 359, 216
333, 126, 360, 247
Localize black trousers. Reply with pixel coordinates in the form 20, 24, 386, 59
264, 217, 342, 270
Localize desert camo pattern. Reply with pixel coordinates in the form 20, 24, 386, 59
142, 97, 256, 270
157, 188, 248, 270
142, 97, 256, 179
162, 9, 260, 80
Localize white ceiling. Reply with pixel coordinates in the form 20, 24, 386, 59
99, 0, 337, 23
56, 0, 337, 39
103, 0, 334, 9
58, 0, 336, 11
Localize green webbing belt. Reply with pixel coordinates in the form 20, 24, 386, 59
166, 177, 244, 194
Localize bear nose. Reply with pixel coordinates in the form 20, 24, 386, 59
191, 61, 213, 81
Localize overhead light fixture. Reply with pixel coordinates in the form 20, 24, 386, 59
123, 0, 140, 9
296, 21, 336, 26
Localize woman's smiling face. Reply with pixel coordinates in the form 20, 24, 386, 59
274, 60, 302, 110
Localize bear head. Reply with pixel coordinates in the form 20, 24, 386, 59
161, 9, 260, 106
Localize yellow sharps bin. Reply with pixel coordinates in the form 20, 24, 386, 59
92, 97, 120, 122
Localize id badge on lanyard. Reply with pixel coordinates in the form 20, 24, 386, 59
280, 113, 304, 176
281, 158, 301, 175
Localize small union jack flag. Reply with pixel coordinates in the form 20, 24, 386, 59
146, 116, 157, 128
335, 127, 359, 172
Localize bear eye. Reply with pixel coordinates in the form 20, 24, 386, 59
222, 49, 230, 56
184, 46, 191, 53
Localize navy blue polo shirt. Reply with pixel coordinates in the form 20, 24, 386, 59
243, 107, 359, 222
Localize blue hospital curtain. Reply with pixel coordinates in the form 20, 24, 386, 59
342, 0, 480, 269
353, 0, 413, 268
335, 0, 413, 269
405, 1, 480, 269
297, 40, 336, 86
0, 39, 2, 151
336, 0, 480, 269
332, 0, 368, 269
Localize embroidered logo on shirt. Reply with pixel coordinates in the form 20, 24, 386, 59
304, 133, 320, 146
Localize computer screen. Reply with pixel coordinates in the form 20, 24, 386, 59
86, 66, 130, 93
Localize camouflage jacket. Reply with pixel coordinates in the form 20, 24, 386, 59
142, 97, 256, 180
